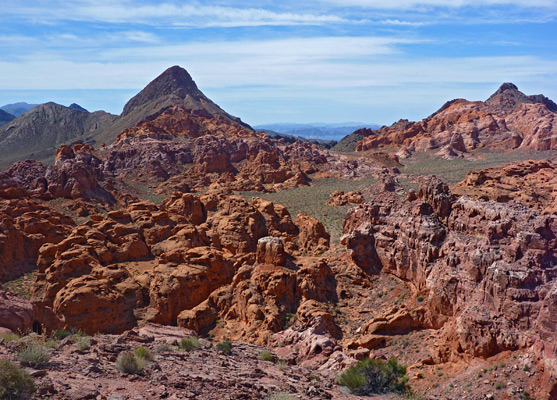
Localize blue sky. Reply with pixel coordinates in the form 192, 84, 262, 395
0, 0, 556, 126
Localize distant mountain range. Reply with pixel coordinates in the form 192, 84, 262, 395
0, 66, 254, 169
0, 102, 40, 117
0, 109, 15, 127
255, 122, 379, 141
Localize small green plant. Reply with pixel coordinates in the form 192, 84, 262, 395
495, 382, 502, 390
417, 295, 424, 302
180, 336, 201, 352
0, 359, 36, 400
134, 347, 154, 361
115, 352, 144, 375
52, 329, 72, 340
17, 344, 50, 368
216, 340, 232, 355
523, 364, 530, 372
74, 336, 91, 351
0, 332, 19, 343
155, 344, 175, 353
337, 357, 408, 395
284, 313, 296, 329
266, 393, 295, 400
276, 360, 288, 371
259, 351, 274, 362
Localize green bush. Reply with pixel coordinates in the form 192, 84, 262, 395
115, 352, 144, 375
266, 393, 295, 400
0, 359, 36, 400
259, 351, 274, 362
0, 332, 19, 344
180, 337, 201, 352
74, 336, 91, 351
17, 344, 50, 368
216, 340, 232, 355
337, 357, 408, 395
134, 347, 154, 361
155, 344, 175, 353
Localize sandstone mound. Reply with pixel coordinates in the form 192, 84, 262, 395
453, 159, 557, 215
31, 193, 332, 341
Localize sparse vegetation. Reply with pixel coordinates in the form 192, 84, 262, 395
0, 359, 36, 400
337, 357, 408, 395
259, 351, 274, 362
0, 332, 19, 344
115, 352, 144, 375
134, 347, 154, 361
180, 336, 201, 352
155, 344, 175, 353
74, 336, 91, 351
17, 344, 50, 368
216, 340, 232, 355
266, 393, 295, 400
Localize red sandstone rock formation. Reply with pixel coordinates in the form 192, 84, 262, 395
452, 159, 557, 215
326, 190, 364, 206
341, 177, 557, 392
355, 84, 557, 155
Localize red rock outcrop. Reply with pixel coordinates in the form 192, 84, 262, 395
0, 288, 34, 333
452, 159, 557, 215
355, 84, 557, 155
326, 190, 364, 206
0, 198, 74, 281
30, 193, 333, 339
342, 177, 557, 385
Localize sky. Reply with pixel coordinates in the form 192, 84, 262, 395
0, 0, 556, 126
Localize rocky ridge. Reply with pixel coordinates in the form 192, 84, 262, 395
355, 83, 557, 156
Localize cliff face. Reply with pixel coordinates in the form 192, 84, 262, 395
342, 176, 557, 391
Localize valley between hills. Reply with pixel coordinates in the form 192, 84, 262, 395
1, 66, 556, 400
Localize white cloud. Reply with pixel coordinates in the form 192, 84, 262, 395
3, 1, 353, 27
319, 0, 556, 8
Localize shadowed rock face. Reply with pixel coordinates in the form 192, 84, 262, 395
0, 109, 15, 127
342, 176, 557, 379
355, 83, 557, 155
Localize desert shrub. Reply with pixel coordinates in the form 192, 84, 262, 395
337, 357, 408, 395
216, 340, 232, 355
259, 351, 274, 362
0, 359, 36, 400
52, 329, 72, 340
134, 347, 153, 361
115, 352, 144, 375
266, 393, 295, 400
155, 344, 175, 353
17, 344, 50, 368
74, 337, 91, 351
0, 332, 19, 344
180, 337, 201, 352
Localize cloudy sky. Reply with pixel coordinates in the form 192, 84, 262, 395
1, 0, 556, 125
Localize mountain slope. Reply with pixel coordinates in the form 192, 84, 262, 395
0, 103, 117, 169
0, 109, 15, 127
94, 65, 253, 145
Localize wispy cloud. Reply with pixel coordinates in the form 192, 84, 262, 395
320, 0, 556, 9
3, 1, 353, 27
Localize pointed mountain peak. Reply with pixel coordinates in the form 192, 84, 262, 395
496, 82, 519, 93
122, 65, 202, 116
487, 82, 557, 113
69, 103, 89, 112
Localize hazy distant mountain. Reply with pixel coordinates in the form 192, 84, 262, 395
255, 122, 379, 141
0, 102, 117, 169
0, 102, 40, 117
0, 109, 15, 127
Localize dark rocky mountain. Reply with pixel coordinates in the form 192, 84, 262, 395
94, 65, 253, 145
68, 103, 89, 112
0, 102, 39, 117
331, 127, 376, 152
0, 109, 15, 127
486, 82, 557, 114
0, 103, 117, 169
